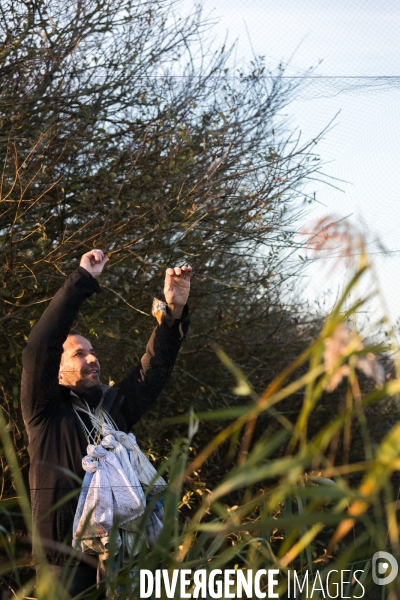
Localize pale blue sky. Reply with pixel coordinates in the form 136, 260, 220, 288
183, 0, 400, 326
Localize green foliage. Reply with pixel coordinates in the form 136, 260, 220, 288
0, 0, 321, 497
3, 0, 399, 598
1, 240, 400, 598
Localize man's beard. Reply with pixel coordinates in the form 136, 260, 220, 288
74, 376, 101, 393
61, 367, 102, 393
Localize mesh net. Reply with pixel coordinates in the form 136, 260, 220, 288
196, 0, 400, 327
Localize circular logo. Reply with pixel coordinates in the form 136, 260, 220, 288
372, 551, 398, 585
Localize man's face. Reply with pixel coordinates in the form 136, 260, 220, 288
59, 334, 101, 393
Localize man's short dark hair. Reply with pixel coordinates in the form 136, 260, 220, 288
68, 328, 81, 336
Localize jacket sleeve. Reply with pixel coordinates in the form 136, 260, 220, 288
21, 267, 101, 426
116, 305, 190, 429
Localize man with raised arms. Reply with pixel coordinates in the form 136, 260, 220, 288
21, 249, 191, 596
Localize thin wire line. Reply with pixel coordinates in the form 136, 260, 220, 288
21, 74, 400, 80
305, 250, 400, 261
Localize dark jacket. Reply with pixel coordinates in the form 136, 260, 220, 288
20, 267, 189, 564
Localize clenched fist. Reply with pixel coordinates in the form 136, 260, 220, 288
80, 249, 109, 279
164, 265, 192, 319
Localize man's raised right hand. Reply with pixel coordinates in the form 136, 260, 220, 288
80, 249, 109, 279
